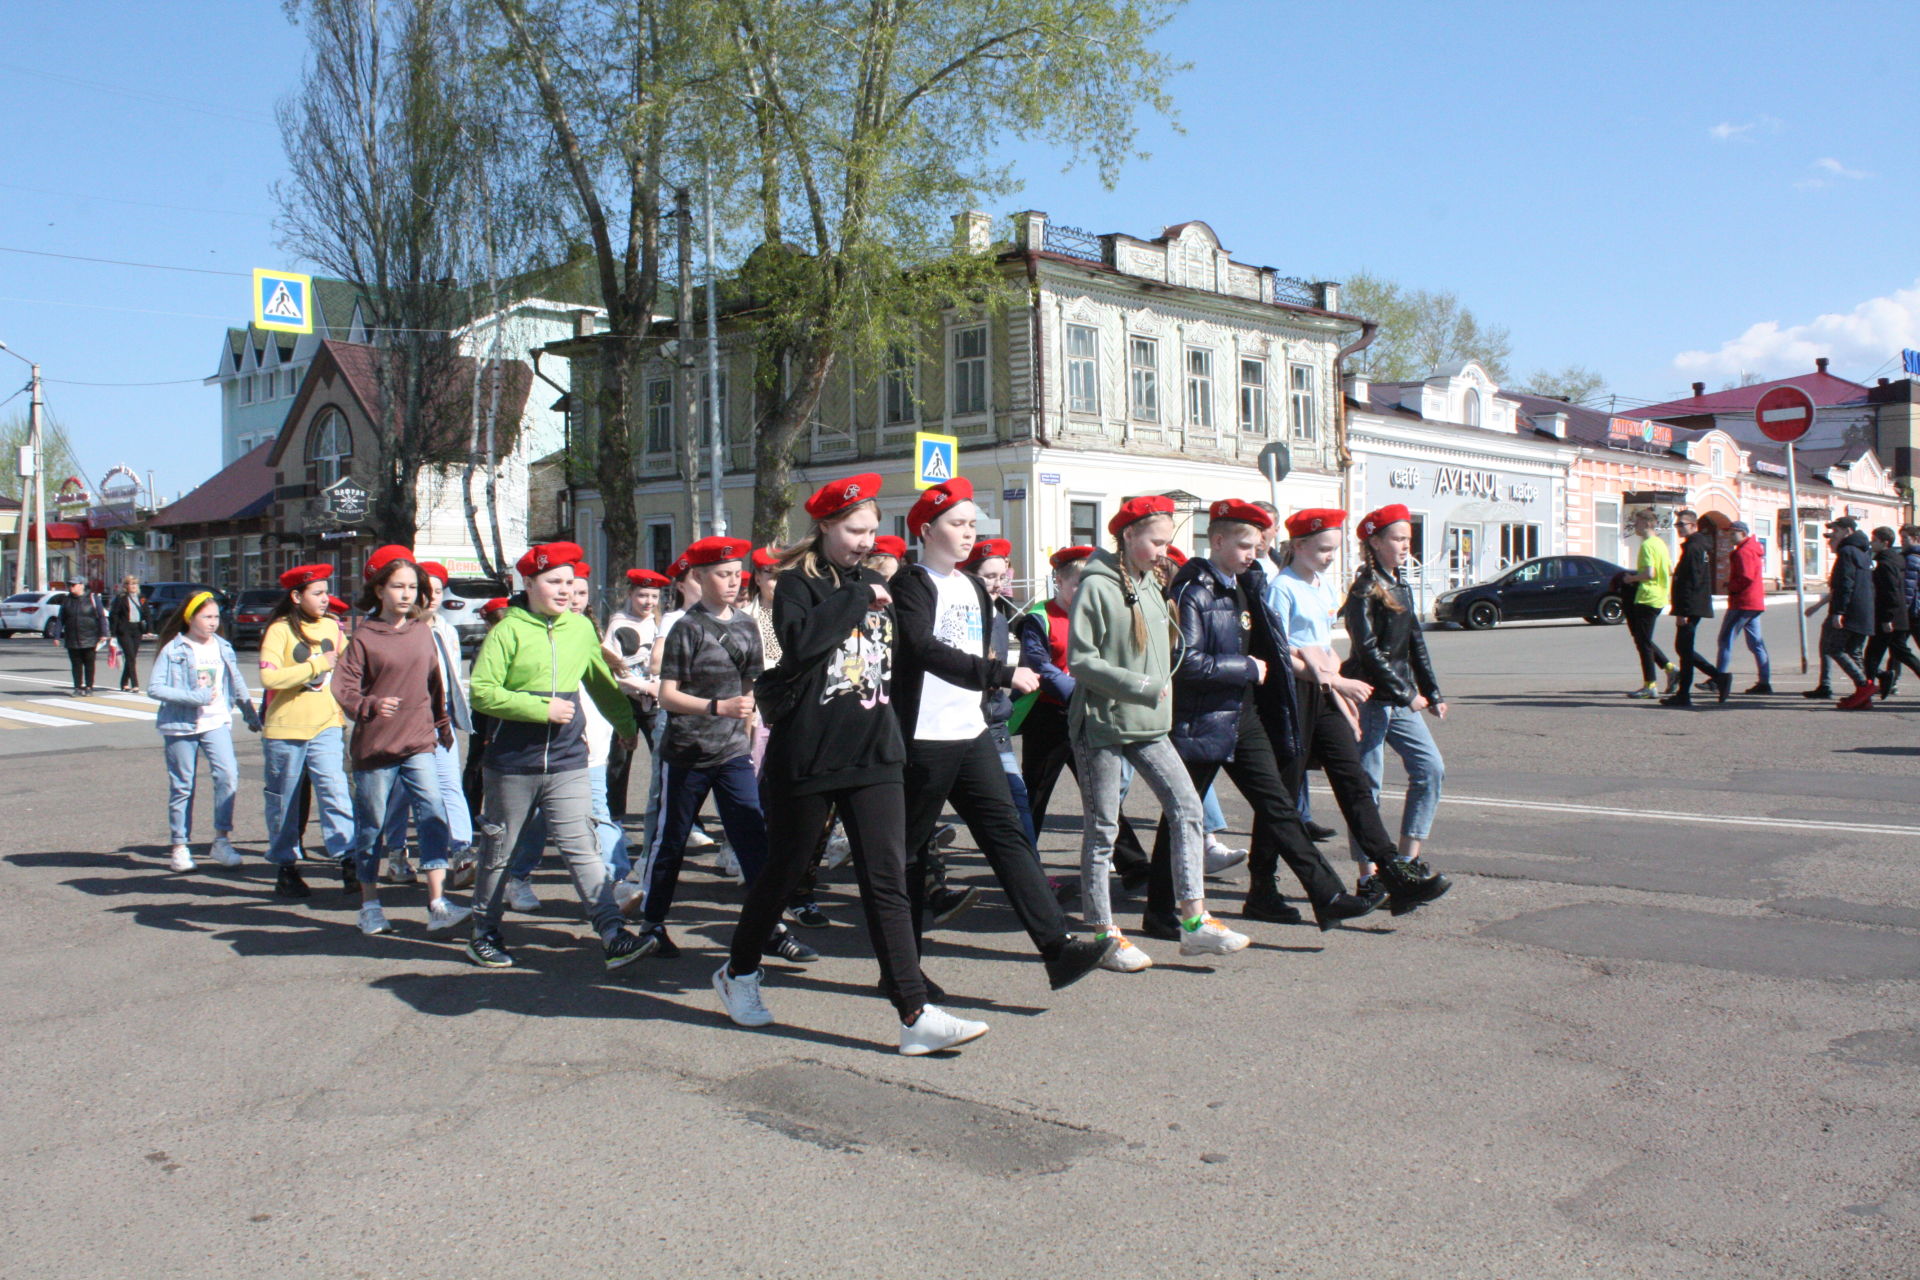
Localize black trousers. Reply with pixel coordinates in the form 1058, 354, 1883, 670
905, 732, 1068, 955
1864, 631, 1920, 688
113, 629, 142, 688
1625, 601, 1670, 684
1672, 617, 1724, 696
1147, 707, 1346, 920
733, 777, 926, 1019
1823, 626, 1870, 687
1020, 700, 1149, 875
1290, 678, 1400, 867
66, 647, 96, 690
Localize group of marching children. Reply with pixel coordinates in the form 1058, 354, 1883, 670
144, 472, 1453, 1059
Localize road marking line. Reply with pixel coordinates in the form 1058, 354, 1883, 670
0, 671, 257, 698
0, 705, 77, 727
30, 697, 153, 721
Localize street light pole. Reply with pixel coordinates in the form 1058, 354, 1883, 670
1, 342, 45, 594
704, 154, 726, 538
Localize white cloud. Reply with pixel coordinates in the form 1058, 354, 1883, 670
1708, 115, 1781, 142
1672, 280, 1920, 381
1795, 156, 1874, 189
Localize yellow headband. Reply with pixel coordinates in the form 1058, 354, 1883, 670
184, 591, 214, 619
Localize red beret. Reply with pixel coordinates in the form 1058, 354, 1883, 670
805, 472, 883, 521
963, 537, 1012, 568
326, 595, 349, 615
751, 546, 781, 569
363, 544, 415, 580
668, 554, 691, 579
1284, 508, 1347, 539
482, 597, 510, 615
570, 561, 590, 580
1356, 504, 1413, 539
417, 560, 450, 584
685, 536, 752, 567
907, 477, 975, 537
870, 535, 907, 559
1165, 545, 1189, 565
515, 541, 584, 580
279, 563, 334, 591
1207, 499, 1273, 531
625, 568, 669, 587
1050, 545, 1096, 569
1108, 494, 1176, 537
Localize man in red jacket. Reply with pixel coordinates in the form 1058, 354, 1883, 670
1715, 520, 1773, 694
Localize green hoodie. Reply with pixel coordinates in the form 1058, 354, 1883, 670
1067, 548, 1177, 748
470, 604, 635, 774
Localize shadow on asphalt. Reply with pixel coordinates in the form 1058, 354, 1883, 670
1840, 744, 1920, 757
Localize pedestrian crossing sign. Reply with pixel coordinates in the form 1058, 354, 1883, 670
253, 268, 313, 334
914, 431, 958, 490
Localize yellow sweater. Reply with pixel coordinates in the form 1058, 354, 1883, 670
258, 616, 348, 739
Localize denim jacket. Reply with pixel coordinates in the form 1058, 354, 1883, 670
147, 634, 260, 736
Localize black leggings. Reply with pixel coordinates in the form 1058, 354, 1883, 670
1289, 679, 1399, 867
731, 778, 926, 1019
1671, 617, 1723, 696
114, 631, 142, 688
66, 647, 96, 691
1625, 601, 1670, 684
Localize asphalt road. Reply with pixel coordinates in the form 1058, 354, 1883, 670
1, 606, 1916, 1279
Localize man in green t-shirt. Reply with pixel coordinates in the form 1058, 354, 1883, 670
1620, 508, 1680, 698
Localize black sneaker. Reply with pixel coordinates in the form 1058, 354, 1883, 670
1312, 891, 1379, 932
1117, 863, 1152, 894
465, 933, 515, 968
927, 884, 980, 927
786, 902, 830, 930
642, 926, 680, 959
339, 856, 360, 894
762, 927, 819, 964
1304, 821, 1338, 842
1746, 681, 1774, 694
1043, 935, 1116, 990
1659, 693, 1694, 708
1801, 686, 1834, 699
1138, 911, 1183, 941
1378, 858, 1452, 916
1242, 888, 1303, 924
604, 928, 655, 971
274, 864, 312, 900
1713, 672, 1733, 703
1354, 874, 1390, 906
931, 824, 960, 850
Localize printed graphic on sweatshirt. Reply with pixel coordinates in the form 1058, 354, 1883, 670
820, 609, 893, 709
290, 636, 337, 691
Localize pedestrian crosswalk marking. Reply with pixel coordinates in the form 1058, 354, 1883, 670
0, 705, 73, 727
31, 697, 153, 721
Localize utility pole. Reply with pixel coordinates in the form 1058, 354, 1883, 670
705, 154, 727, 537
1, 343, 44, 593
674, 187, 702, 541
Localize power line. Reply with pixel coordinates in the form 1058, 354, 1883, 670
0, 181, 273, 221
46, 377, 207, 388
4, 65, 274, 125
0, 245, 250, 278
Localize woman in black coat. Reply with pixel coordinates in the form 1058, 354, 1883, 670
57, 579, 107, 696
108, 575, 151, 691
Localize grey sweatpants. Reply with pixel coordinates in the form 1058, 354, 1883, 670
473, 766, 620, 939
1076, 736, 1204, 931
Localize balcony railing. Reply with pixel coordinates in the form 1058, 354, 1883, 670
1042, 223, 1103, 263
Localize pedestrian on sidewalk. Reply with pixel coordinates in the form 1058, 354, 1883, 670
1714, 521, 1772, 693
1620, 508, 1679, 698
1822, 517, 1878, 710
58, 578, 106, 696
1662, 510, 1732, 707
1864, 527, 1920, 700
109, 575, 150, 691
147, 591, 259, 873
257, 564, 353, 900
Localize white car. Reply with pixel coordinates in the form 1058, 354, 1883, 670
439, 577, 508, 650
0, 590, 69, 639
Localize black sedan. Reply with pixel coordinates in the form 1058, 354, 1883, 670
1433, 555, 1630, 630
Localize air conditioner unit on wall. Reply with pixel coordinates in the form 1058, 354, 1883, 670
146, 532, 173, 550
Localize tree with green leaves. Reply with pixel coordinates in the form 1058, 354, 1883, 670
724, 0, 1182, 543
1521, 364, 1607, 405
1342, 271, 1512, 385
0, 411, 85, 507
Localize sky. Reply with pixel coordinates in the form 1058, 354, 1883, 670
1, 0, 1915, 503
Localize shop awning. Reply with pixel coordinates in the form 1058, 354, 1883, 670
28, 521, 89, 540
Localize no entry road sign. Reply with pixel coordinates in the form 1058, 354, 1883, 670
1754, 385, 1816, 443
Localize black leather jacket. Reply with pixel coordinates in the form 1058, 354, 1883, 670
1341, 568, 1442, 708
1669, 532, 1716, 619
1167, 556, 1300, 765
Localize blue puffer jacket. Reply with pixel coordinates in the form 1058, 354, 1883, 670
1167, 556, 1300, 765
147, 633, 260, 736
1904, 546, 1920, 629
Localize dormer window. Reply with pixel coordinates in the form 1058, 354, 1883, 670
308, 408, 352, 488
1462, 387, 1482, 427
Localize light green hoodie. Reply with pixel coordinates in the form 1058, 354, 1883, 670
1067, 548, 1176, 748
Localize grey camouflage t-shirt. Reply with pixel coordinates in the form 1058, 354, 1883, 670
659, 604, 764, 770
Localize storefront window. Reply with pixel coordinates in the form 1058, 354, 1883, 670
1444, 525, 1477, 588
1499, 522, 1540, 567
1594, 498, 1622, 564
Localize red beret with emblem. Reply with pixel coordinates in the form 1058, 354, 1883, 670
1283, 508, 1347, 539
279, 563, 334, 591
363, 544, 416, 581
668, 553, 692, 579
626, 568, 669, 587
963, 537, 1012, 568
685, 536, 752, 567
515, 541, 584, 580
326, 595, 349, 615
1356, 504, 1413, 540
1049, 545, 1096, 569
870, 535, 907, 559
1207, 499, 1273, 531
804, 472, 883, 521
1108, 494, 1176, 537
482, 597, 510, 616
751, 546, 781, 569
416, 560, 450, 584
907, 477, 975, 538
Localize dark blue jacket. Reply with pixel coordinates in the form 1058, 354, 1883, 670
1167, 556, 1300, 765
1902, 546, 1920, 629
1828, 531, 1875, 635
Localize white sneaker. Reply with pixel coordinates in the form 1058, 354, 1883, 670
713, 963, 774, 1027
1178, 916, 1250, 956
823, 830, 851, 871
684, 827, 717, 850
358, 902, 395, 936
716, 844, 744, 884
899, 1004, 989, 1056
388, 854, 417, 885
447, 857, 476, 890
167, 845, 194, 873
1099, 933, 1153, 972
208, 835, 243, 868
425, 898, 471, 934
1203, 840, 1246, 877
505, 878, 541, 912
613, 880, 645, 918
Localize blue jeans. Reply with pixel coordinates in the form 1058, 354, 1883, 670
162, 726, 237, 845
1353, 702, 1445, 861
505, 764, 626, 881
376, 740, 473, 855
639, 754, 768, 926
1715, 609, 1771, 683
350, 752, 451, 882
262, 728, 354, 865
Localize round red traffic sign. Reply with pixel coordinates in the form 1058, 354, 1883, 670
1754, 385, 1817, 443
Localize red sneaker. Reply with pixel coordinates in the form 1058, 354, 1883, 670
1836, 687, 1876, 710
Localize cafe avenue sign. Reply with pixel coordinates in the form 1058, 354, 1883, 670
1387, 463, 1541, 505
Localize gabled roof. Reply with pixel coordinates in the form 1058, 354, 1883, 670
1634, 368, 1871, 420
149, 441, 276, 529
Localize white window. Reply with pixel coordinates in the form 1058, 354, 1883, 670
307, 408, 351, 488
1712, 448, 1726, 477
1238, 358, 1266, 434
883, 347, 917, 425
1129, 336, 1159, 422
238, 375, 253, 405
644, 377, 673, 453
1462, 387, 1482, 427
1185, 347, 1215, 429
1288, 363, 1317, 442
1070, 500, 1101, 548
1593, 497, 1622, 564
951, 325, 987, 416
1066, 324, 1100, 414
